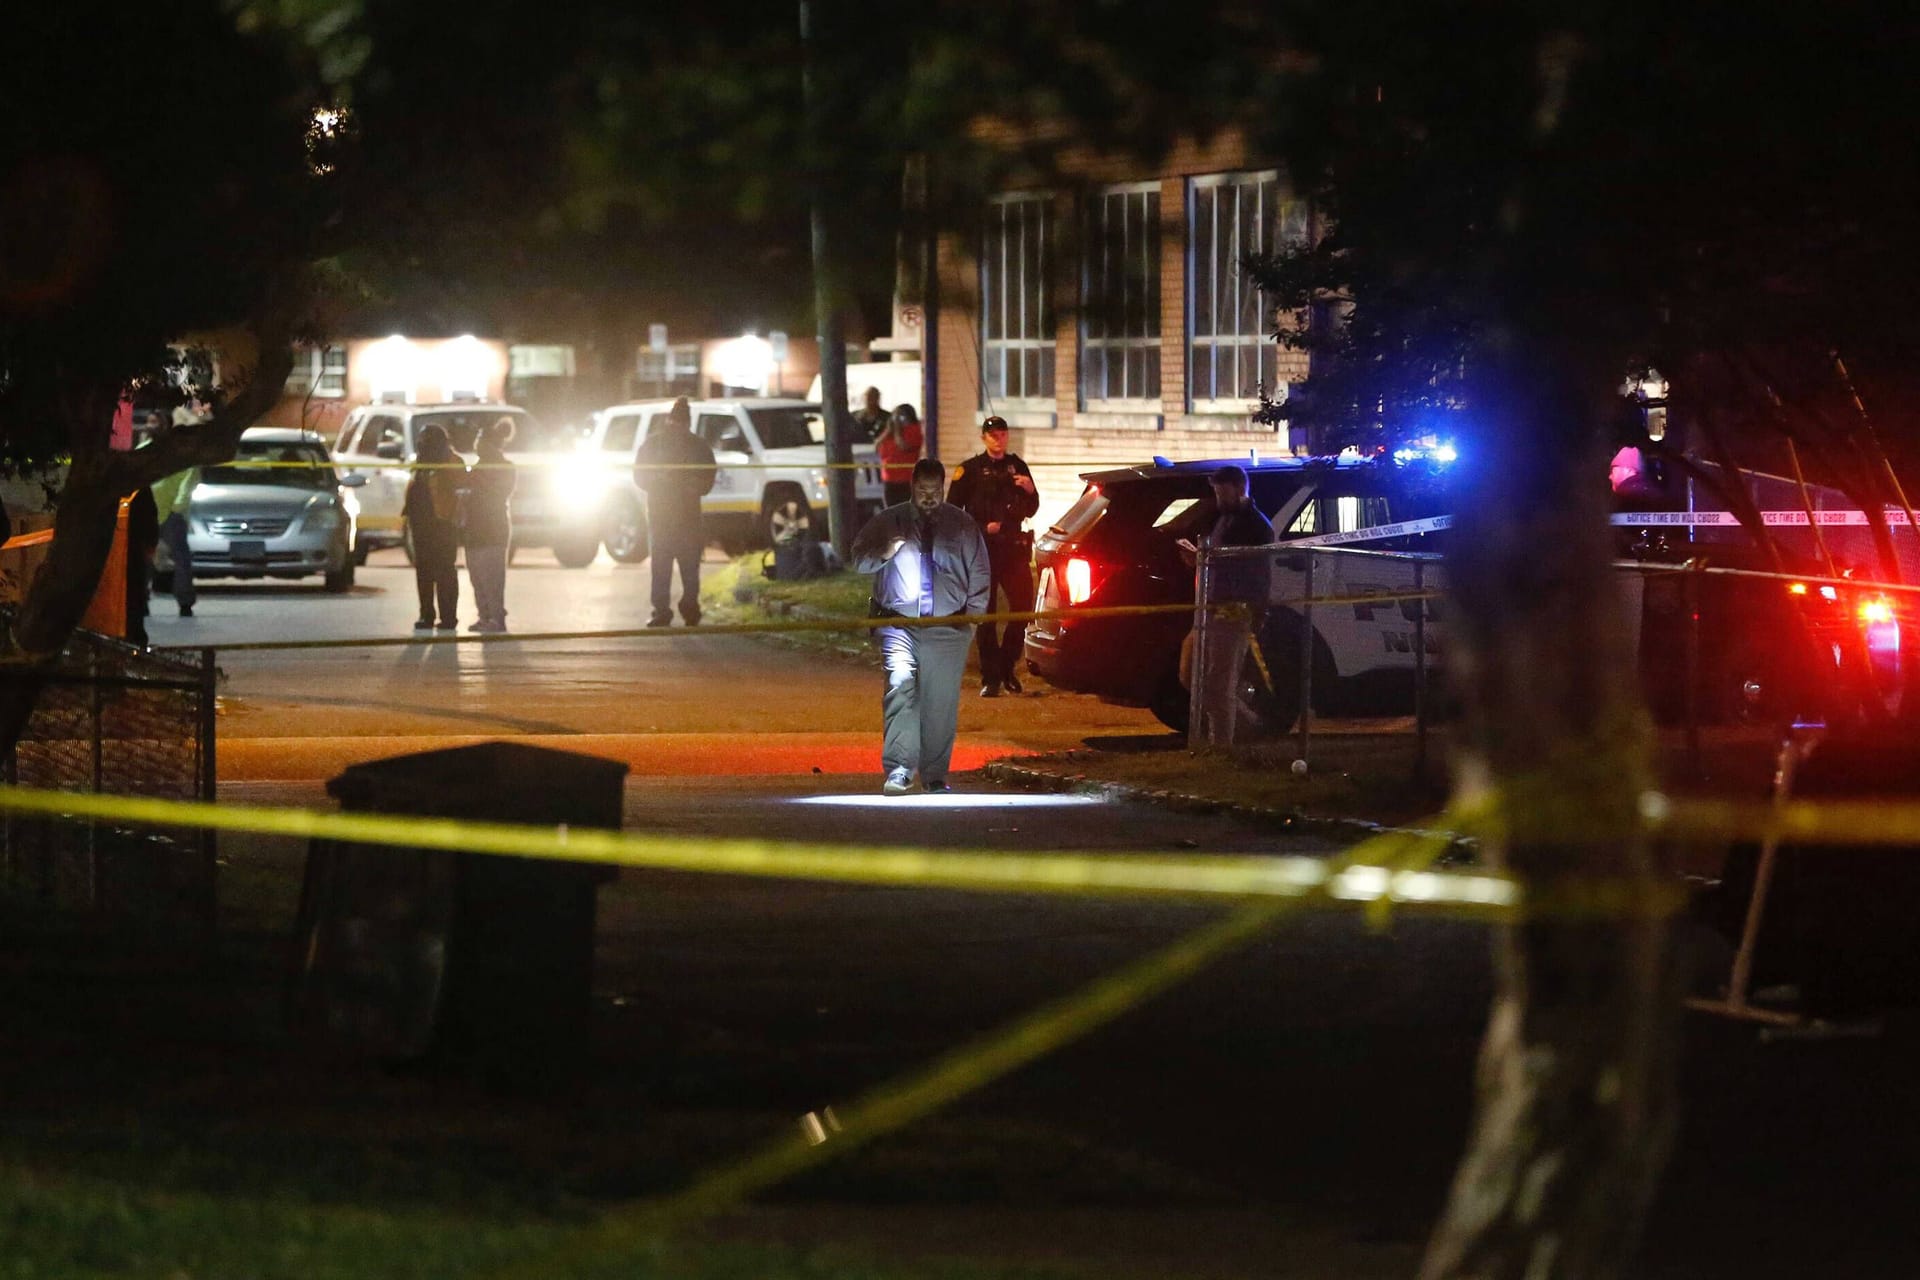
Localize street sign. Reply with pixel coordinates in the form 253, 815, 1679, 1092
768, 330, 789, 362
648, 323, 668, 354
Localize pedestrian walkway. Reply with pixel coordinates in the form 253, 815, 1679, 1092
217, 731, 1053, 782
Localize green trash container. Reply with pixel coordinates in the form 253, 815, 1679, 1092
289, 740, 627, 1083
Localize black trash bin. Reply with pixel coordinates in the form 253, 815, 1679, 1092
289, 741, 627, 1083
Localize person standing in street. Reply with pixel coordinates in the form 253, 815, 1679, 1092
1177, 465, 1277, 740
634, 396, 717, 627
405, 423, 462, 632
462, 416, 516, 633
851, 385, 890, 443
851, 458, 991, 796
945, 415, 1040, 697
151, 465, 198, 617
876, 403, 924, 507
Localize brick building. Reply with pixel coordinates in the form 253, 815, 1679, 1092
929, 132, 1312, 528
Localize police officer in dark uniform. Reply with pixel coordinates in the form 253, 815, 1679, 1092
946, 415, 1040, 696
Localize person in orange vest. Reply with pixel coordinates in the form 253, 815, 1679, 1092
876, 404, 924, 507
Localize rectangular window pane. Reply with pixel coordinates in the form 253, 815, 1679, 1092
1082, 186, 1161, 404
982, 195, 1057, 407
1190, 172, 1299, 408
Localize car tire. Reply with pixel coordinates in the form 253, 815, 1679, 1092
760, 491, 812, 550
324, 555, 355, 593
552, 532, 600, 568
604, 496, 650, 563
351, 538, 371, 567
1149, 663, 1191, 733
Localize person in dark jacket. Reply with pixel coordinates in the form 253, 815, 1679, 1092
1177, 465, 1277, 741
463, 416, 516, 633
405, 423, 462, 632
634, 397, 717, 626
851, 458, 992, 795
945, 415, 1040, 696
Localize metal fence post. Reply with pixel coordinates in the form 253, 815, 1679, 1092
1297, 552, 1315, 767
199, 648, 219, 940
87, 651, 103, 910
1188, 548, 1210, 749
1414, 559, 1428, 780
1684, 560, 1702, 778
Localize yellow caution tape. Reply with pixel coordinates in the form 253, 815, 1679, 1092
164, 593, 1445, 656
1650, 792, 1920, 847
0, 782, 1515, 912
161, 601, 1225, 654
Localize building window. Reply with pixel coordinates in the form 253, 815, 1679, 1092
981, 194, 1055, 407
1189, 172, 1310, 412
284, 344, 347, 399
633, 343, 701, 399
1082, 183, 1161, 407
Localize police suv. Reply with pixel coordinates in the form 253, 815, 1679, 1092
584, 398, 885, 558
1026, 453, 1451, 733
1025, 449, 1907, 736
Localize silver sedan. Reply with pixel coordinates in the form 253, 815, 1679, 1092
157, 429, 364, 592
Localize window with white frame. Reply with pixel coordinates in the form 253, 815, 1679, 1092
284, 344, 347, 399
633, 343, 702, 399
1189, 172, 1310, 412
981, 194, 1056, 406
1082, 183, 1161, 406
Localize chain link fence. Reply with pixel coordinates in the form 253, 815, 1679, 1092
2, 614, 217, 940
1190, 544, 1441, 763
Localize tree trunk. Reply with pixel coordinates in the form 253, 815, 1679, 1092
0, 337, 292, 755
1420, 352, 1682, 1280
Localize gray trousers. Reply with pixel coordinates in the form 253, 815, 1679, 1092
160, 512, 195, 608
467, 544, 508, 625
878, 625, 970, 783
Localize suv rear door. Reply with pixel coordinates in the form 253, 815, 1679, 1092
696, 408, 756, 514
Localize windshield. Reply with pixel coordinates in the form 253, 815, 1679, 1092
202, 443, 336, 489
413, 409, 568, 454
748, 407, 821, 451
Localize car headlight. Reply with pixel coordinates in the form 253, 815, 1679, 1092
809, 468, 829, 497
553, 452, 614, 499
304, 493, 344, 523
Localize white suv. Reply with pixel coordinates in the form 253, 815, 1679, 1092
583, 398, 884, 558
330, 401, 604, 566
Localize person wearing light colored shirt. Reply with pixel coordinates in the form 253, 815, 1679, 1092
850, 457, 991, 795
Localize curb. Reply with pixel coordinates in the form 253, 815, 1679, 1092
982, 758, 1477, 857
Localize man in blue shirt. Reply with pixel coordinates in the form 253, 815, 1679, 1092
851, 458, 991, 795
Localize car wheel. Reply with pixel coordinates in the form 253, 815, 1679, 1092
351, 538, 371, 567
552, 532, 600, 569
760, 492, 813, 550
1149, 665, 1191, 734
324, 551, 355, 593
604, 496, 650, 563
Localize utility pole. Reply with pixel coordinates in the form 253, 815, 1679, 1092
799, 0, 857, 556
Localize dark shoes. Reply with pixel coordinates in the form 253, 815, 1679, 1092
647, 614, 673, 628
413, 618, 435, 631
1001, 672, 1024, 694
980, 681, 1001, 698
922, 780, 952, 794
178, 605, 194, 618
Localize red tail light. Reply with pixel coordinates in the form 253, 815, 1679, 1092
1065, 556, 1095, 605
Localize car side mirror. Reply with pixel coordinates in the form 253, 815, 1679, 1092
339, 472, 368, 487
375, 442, 404, 461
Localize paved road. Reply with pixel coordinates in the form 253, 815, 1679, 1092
148, 548, 1165, 780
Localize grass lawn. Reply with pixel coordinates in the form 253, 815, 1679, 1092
700, 554, 877, 662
